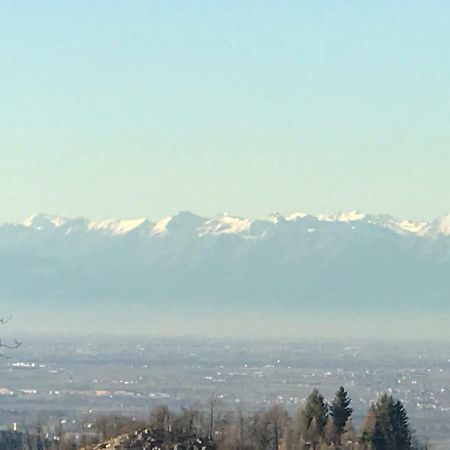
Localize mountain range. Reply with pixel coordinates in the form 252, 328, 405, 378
0, 211, 449, 312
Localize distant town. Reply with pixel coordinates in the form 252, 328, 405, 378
0, 336, 448, 448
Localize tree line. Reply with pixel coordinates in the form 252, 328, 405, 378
4, 387, 428, 450
91, 386, 428, 450
215, 387, 427, 450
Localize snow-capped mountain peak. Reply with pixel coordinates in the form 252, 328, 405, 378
395, 220, 428, 235
316, 211, 366, 223
199, 213, 252, 236
23, 213, 69, 230
151, 211, 205, 236
267, 212, 286, 224
88, 218, 151, 235
152, 215, 173, 236
286, 212, 307, 221
18, 211, 450, 238
5, 209, 450, 309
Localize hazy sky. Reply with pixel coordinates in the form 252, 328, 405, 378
1, 1, 449, 223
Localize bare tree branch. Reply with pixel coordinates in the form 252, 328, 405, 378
0, 316, 21, 359
0, 338, 21, 349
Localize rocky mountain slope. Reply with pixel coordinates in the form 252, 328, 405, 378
0, 211, 449, 310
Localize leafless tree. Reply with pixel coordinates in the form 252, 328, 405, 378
0, 316, 21, 358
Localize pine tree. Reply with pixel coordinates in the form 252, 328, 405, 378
300, 389, 329, 435
391, 399, 411, 450
298, 389, 329, 449
330, 387, 353, 436
371, 394, 396, 450
360, 394, 412, 450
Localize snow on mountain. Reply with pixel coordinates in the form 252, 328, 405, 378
424, 212, 450, 236
3, 210, 450, 308
18, 211, 449, 238
23, 213, 69, 230
286, 212, 307, 221
22, 214, 153, 236
362, 214, 427, 235
199, 213, 252, 236
393, 220, 428, 234
22, 213, 91, 235
89, 218, 151, 235
316, 211, 366, 222
266, 212, 286, 224
152, 215, 173, 236
151, 211, 206, 236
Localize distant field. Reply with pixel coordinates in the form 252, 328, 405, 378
0, 335, 449, 446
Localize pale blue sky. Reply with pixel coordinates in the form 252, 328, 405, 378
1, 1, 449, 223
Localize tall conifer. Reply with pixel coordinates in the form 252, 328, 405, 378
330, 387, 353, 435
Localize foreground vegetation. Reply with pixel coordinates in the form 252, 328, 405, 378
90, 387, 428, 450
0, 387, 429, 450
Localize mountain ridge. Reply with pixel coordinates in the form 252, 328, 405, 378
14, 210, 450, 238
0, 210, 449, 310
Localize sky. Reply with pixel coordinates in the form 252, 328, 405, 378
1, 1, 449, 223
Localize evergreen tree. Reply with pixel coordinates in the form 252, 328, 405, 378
391, 400, 411, 450
360, 394, 411, 450
330, 387, 353, 435
370, 394, 396, 450
300, 389, 329, 435
298, 389, 329, 449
